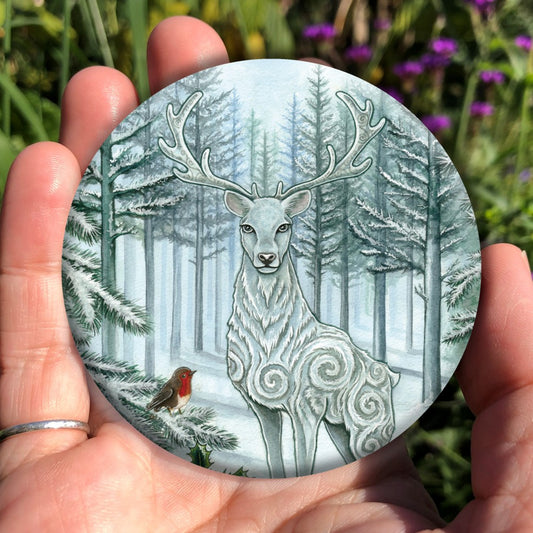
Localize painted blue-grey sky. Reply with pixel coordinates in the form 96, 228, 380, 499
213, 59, 387, 131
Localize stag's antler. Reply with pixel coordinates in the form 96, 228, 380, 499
276, 91, 386, 199
158, 91, 254, 199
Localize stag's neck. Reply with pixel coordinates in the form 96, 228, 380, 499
234, 253, 313, 330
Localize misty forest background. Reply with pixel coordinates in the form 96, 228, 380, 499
2, 0, 532, 520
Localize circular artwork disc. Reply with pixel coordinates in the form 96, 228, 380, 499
63, 59, 481, 478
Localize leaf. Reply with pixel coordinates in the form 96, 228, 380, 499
188, 441, 214, 469
0, 73, 48, 141
229, 466, 249, 477
0, 130, 18, 199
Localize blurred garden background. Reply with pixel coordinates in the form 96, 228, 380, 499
1, 0, 532, 522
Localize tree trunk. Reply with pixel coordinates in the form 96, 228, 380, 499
373, 271, 387, 362
122, 235, 136, 362
340, 180, 350, 332
405, 262, 414, 352
194, 188, 205, 352
170, 214, 181, 361
313, 187, 323, 319
215, 230, 224, 353
100, 138, 117, 359
372, 152, 387, 363
423, 155, 442, 402
144, 215, 155, 376
159, 240, 168, 352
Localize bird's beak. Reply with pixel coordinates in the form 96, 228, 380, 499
192, 370, 197, 375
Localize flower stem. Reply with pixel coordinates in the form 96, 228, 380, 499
453, 68, 478, 166
60, 0, 73, 103
516, 46, 533, 175
2, 0, 13, 137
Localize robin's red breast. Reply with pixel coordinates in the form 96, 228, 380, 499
147, 367, 196, 414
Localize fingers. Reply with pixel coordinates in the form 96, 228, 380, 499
452, 244, 533, 529
456, 244, 533, 415
0, 143, 90, 476
60, 66, 140, 171
147, 16, 229, 94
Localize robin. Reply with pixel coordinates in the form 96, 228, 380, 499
147, 367, 196, 414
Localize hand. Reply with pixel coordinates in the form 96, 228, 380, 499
1, 16, 532, 532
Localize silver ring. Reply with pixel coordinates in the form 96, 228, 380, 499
0, 419, 90, 442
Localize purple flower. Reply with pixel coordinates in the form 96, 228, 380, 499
374, 18, 391, 31
430, 37, 458, 57
422, 115, 452, 134
470, 101, 494, 116
393, 60, 424, 78
515, 35, 532, 52
345, 44, 372, 63
382, 87, 404, 104
479, 69, 505, 84
519, 169, 531, 183
421, 53, 451, 70
466, 0, 496, 15
302, 23, 337, 41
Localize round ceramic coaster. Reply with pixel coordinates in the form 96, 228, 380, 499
63, 59, 481, 478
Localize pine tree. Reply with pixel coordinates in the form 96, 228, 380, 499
247, 109, 262, 184
443, 252, 481, 344
350, 123, 478, 401
62, 238, 150, 346
165, 70, 235, 353
296, 65, 337, 318
350, 122, 428, 362
325, 96, 364, 332
279, 93, 303, 188
83, 352, 239, 453
75, 106, 183, 359
279, 93, 306, 276
254, 130, 279, 196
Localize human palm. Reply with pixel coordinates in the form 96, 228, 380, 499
1, 16, 533, 532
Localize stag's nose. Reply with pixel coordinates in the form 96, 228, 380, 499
258, 253, 276, 266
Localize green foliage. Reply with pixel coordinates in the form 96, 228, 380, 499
189, 441, 249, 476
62, 239, 152, 345
229, 466, 249, 477
405, 378, 474, 523
188, 441, 214, 468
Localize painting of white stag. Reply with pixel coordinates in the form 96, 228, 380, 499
63, 60, 481, 478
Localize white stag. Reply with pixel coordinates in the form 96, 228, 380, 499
159, 90, 400, 477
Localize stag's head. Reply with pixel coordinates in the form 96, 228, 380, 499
159, 89, 386, 275
224, 188, 310, 273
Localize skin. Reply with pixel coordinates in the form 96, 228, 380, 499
1, 15, 533, 532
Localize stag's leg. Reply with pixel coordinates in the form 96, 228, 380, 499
248, 402, 285, 478
324, 420, 356, 463
290, 403, 323, 477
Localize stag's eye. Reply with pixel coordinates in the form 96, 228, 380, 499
277, 223, 290, 233
241, 224, 255, 234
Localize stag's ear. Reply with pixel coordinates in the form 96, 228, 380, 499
224, 191, 254, 216
282, 190, 311, 217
